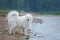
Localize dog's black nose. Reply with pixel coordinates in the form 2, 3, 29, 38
25, 38, 29, 39
27, 19, 29, 21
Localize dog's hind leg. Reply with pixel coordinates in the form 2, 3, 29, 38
9, 26, 15, 35
9, 28, 13, 34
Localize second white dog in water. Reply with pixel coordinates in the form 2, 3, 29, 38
7, 10, 33, 35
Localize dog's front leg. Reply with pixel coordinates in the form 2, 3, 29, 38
24, 28, 29, 36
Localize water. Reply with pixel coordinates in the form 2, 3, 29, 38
29, 16, 60, 40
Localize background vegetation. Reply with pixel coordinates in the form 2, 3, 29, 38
0, 0, 60, 15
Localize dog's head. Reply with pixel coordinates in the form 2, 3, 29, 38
25, 14, 33, 22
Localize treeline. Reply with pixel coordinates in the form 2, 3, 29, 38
0, 0, 60, 12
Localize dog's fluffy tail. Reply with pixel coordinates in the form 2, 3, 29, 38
7, 10, 19, 20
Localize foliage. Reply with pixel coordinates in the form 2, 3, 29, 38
0, 0, 60, 15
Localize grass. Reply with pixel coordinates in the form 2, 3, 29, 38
0, 10, 60, 15
38, 11, 60, 15
0, 10, 10, 12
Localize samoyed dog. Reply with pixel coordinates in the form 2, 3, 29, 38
7, 10, 33, 35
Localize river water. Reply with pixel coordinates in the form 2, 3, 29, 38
29, 16, 60, 40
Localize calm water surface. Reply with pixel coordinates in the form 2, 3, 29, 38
29, 16, 60, 40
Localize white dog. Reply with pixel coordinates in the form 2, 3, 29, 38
7, 10, 33, 35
